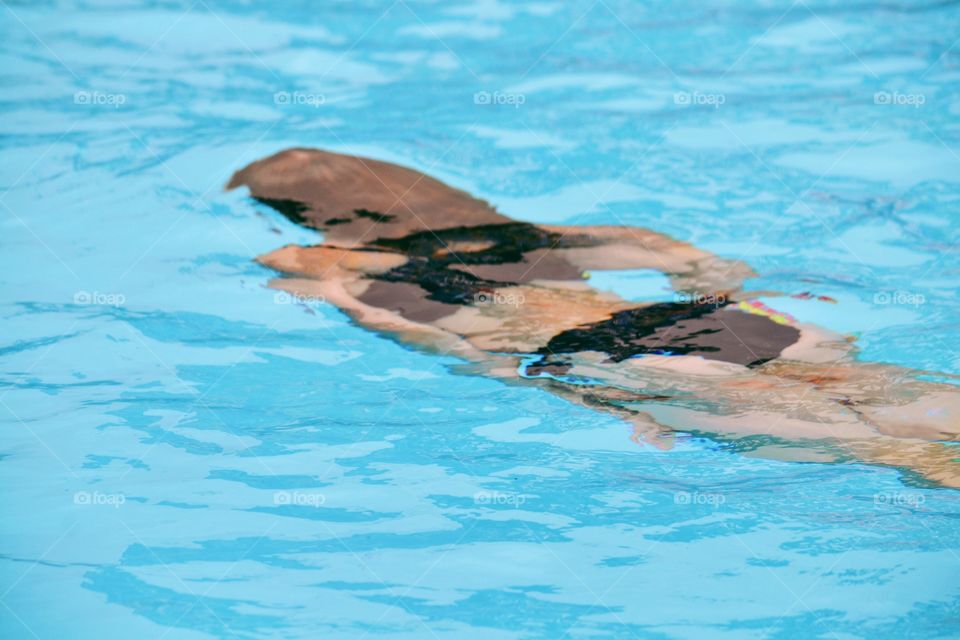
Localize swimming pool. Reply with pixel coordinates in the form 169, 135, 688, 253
1, 1, 959, 638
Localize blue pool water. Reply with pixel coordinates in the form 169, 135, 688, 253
2, 1, 959, 638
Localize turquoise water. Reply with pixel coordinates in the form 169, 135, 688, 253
2, 1, 960, 638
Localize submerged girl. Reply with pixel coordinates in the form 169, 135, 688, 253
229, 148, 960, 486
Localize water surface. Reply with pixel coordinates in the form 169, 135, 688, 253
1, 1, 959, 638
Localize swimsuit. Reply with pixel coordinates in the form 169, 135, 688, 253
257, 198, 801, 368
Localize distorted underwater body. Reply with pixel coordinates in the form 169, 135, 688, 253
236, 148, 960, 487
3, 1, 960, 639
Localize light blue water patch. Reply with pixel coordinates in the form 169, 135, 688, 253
753, 294, 922, 335
1, 1, 959, 639
586, 269, 675, 302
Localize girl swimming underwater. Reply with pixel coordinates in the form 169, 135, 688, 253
229, 148, 960, 486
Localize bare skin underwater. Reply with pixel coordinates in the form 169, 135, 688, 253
227, 148, 960, 487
